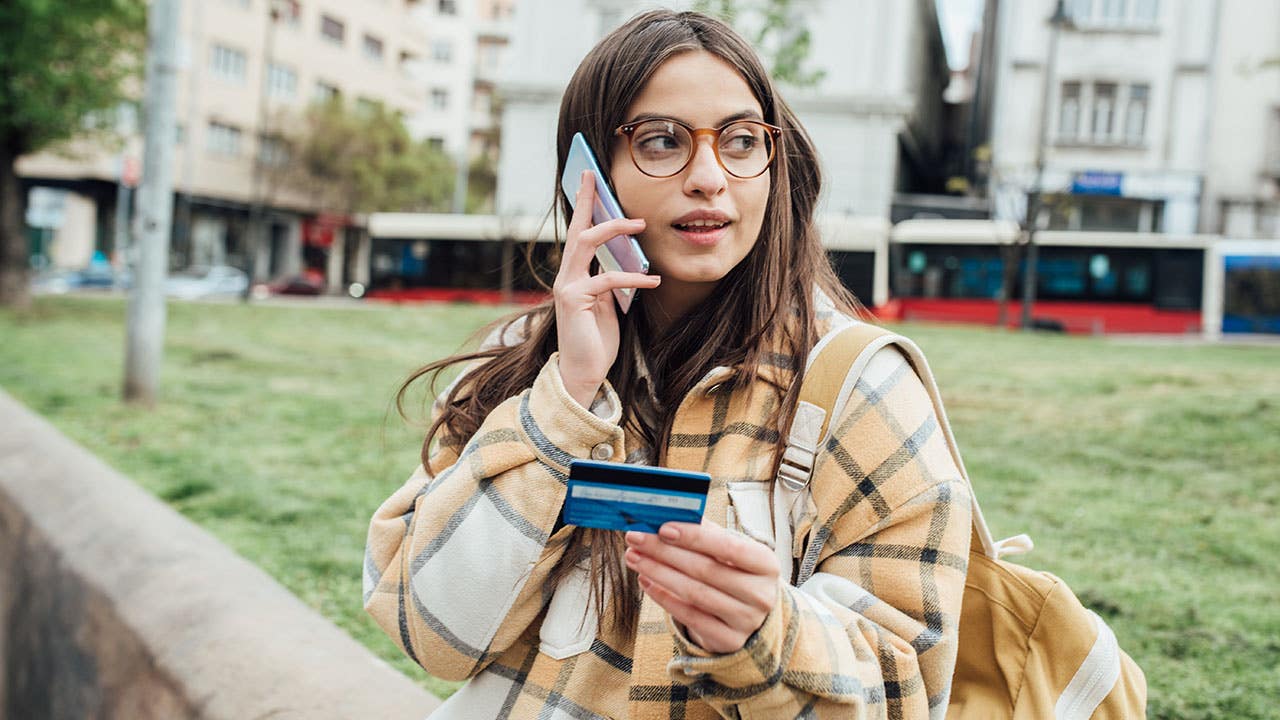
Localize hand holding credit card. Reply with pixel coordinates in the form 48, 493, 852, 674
565, 460, 710, 533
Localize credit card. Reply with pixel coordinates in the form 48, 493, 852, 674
565, 460, 710, 533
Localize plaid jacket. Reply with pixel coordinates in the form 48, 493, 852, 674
364, 316, 972, 719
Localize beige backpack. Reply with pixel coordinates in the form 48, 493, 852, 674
775, 322, 1148, 719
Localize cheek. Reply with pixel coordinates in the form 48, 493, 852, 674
610, 167, 650, 217
740, 180, 771, 238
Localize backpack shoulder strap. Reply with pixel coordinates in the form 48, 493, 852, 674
776, 322, 1000, 583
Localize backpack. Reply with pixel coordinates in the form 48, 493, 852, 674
775, 321, 1148, 719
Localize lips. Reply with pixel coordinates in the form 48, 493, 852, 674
673, 219, 730, 232
671, 209, 733, 234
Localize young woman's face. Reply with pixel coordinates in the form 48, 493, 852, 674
610, 51, 771, 309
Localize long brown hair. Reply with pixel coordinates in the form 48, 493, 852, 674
397, 10, 861, 639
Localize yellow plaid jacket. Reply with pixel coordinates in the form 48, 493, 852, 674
364, 316, 972, 719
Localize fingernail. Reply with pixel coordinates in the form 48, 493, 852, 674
659, 524, 680, 541
638, 576, 652, 590
625, 531, 645, 545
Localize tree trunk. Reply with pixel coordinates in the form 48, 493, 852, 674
997, 241, 1022, 330
0, 144, 31, 310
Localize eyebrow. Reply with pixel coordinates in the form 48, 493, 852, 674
624, 109, 764, 126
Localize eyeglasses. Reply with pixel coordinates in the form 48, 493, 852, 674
614, 117, 782, 179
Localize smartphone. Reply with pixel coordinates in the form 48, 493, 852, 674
564, 460, 709, 534
560, 132, 651, 313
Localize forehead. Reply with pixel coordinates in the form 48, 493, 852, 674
625, 50, 763, 125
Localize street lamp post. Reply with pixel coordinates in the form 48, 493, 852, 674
244, 0, 299, 299
1021, 0, 1073, 329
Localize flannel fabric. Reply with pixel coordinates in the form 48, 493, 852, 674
364, 315, 972, 719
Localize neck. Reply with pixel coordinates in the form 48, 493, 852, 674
642, 277, 714, 333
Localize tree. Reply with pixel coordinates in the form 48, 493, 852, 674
289, 99, 454, 215
0, 0, 147, 308
693, 0, 826, 88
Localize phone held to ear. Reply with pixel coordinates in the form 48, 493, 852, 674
560, 132, 651, 314
565, 460, 709, 534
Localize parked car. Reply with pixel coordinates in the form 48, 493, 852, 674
256, 273, 325, 297
164, 265, 249, 300
31, 265, 132, 294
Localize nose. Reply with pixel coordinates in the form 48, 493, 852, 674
682, 137, 727, 197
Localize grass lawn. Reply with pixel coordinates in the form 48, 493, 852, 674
2, 296, 1277, 718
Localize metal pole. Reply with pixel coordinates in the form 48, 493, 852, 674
452, 147, 470, 213
244, 3, 279, 299
124, 0, 182, 405
1021, 0, 1070, 329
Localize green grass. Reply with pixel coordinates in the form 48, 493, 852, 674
2, 296, 1278, 718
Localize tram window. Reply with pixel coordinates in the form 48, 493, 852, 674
1090, 253, 1118, 296
1154, 249, 1204, 309
1124, 266, 1150, 296
1040, 258, 1087, 295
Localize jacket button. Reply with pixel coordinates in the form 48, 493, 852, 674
590, 443, 613, 461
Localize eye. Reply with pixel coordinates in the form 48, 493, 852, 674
720, 125, 765, 157
636, 132, 681, 154
633, 122, 687, 159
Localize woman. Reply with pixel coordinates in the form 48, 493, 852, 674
364, 10, 971, 719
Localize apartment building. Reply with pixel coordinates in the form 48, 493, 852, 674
19, 0, 451, 284
989, 0, 1211, 234
495, 0, 950, 223
1201, 0, 1280, 239
468, 0, 511, 156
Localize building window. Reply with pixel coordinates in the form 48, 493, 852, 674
363, 34, 384, 61
274, 0, 303, 26
438, 0, 457, 14
1073, 0, 1159, 27
1133, 0, 1159, 24
1068, 0, 1092, 23
1100, 0, 1126, 24
210, 44, 247, 82
267, 62, 297, 99
427, 137, 445, 151
257, 134, 289, 166
314, 80, 340, 104
1124, 84, 1149, 144
1058, 80, 1152, 146
207, 121, 242, 156
1058, 81, 1081, 141
320, 14, 345, 44
431, 88, 448, 110
432, 39, 452, 63
1091, 82, 1117, 141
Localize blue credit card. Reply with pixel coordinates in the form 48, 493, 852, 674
565, 460, 710, 534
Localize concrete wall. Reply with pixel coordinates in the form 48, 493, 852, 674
0, 390, 439, 720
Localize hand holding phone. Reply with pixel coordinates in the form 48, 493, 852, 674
560, 132, 651, 313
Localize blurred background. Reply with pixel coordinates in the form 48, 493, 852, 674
4, 0, 1279, 334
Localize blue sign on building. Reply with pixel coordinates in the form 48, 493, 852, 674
1071, 171, 1124, 196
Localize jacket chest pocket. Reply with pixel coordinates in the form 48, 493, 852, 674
725, 481, 776, 549
538, 562, 597, 659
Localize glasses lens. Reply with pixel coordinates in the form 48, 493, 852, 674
718, 121, 772, 178
630, 120, 691, 177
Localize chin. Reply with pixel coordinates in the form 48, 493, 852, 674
665, 261, 738, 286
